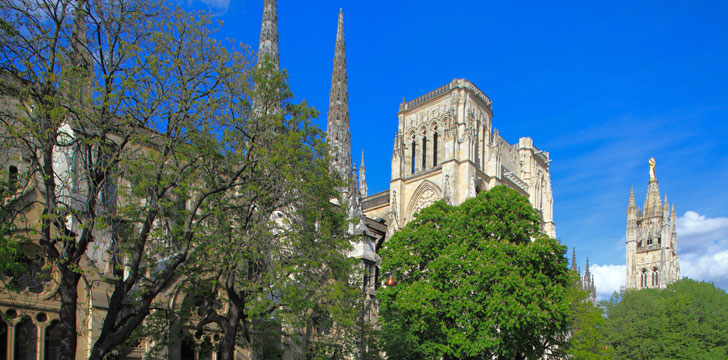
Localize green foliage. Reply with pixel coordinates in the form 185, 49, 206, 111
603, 279, 728, 359
565, 273, 613, 360
378, 186, 571, 360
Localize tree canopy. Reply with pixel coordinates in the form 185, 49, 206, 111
602, 279, 728, 359
378, 185, 571, 360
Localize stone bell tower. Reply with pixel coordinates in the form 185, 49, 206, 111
625, 158, 680, 289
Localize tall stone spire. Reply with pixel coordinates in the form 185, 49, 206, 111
571, 248, 577, 272
257, 0, 279, 70
359, 150, 368, 197
326, 9, 352, 181
67, 0, 92, 111
644, 157, 662, 216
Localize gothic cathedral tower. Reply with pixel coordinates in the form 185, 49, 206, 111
625, 158, 680, 289
380, 80, 556, 238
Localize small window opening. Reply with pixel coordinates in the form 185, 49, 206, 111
8, 165, 17, 190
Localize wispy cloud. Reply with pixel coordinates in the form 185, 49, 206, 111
183, 0, 231, 15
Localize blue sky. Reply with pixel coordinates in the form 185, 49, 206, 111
186, 0, 728, 297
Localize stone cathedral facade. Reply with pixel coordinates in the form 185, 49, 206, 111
625, 158, 680, 289
360, 80, 556, 241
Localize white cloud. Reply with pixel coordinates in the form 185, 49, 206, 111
677, 211, 728, 254
676, 211, 728, 290
590, 264, 625, 300
680, 251, 728, 289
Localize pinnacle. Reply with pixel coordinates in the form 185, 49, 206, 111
628, 185, 636, 209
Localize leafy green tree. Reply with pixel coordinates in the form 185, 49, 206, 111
173, 60, 358, 360
603, 279, 728, 359
565, 274, 613, 360
0, 0, 259, 358
378, 185, 572, 360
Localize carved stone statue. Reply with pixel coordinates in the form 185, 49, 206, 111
649, 157, 656, 180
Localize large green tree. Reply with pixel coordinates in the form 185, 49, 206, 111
171, 61, 359, 360
378, 185, 572, 360
603, 279, 728, 359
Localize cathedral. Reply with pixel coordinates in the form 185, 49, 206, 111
0, 1, 561, 358
625, 158, 680, 289
321, 5, 558, 297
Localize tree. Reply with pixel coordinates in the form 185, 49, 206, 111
603, 279, 728, 359
0, 0, 259, 358
378, 185, 572, 360
565, 275, 613, 360
168, 60, 358, 360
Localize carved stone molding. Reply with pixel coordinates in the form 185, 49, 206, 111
405, 180, 442, 224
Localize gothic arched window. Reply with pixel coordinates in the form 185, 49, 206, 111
45, 320, 62, 360
411, 140, 416, 174
647, 235, 653, 246
433, 132, 439, 165
652, 267, 659, 287
422, 136, 427, 170
15, 317, 37, 360
640, 268, 647, 288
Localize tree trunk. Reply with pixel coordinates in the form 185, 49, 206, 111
58, 265, 80, 360
219, 298, 243, 360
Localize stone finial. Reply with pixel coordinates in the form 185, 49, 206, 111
649, 157, 656, 180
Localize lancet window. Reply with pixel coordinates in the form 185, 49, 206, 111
433, 132, 439, 165
422, 136, 427, 170
640, 268, 647, 288
411, 139, 416, 174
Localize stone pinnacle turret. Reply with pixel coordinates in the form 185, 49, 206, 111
360, 150, 368, 197
628, 185, 636, 211
257, 0, 279, 70
326, 9, 352, 182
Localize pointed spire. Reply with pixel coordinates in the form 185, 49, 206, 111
671, 204, 677, 229
360, 150, 368, 197
584, 257, 591, 278
571, 248, 577, 271
257, 0, 279, 70
67, 0, 92, 111
644, 158, 662, 216
628, 185, 636, 209
326, 9, 352, 181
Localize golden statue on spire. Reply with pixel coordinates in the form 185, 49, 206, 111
649, 157, 656, 180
